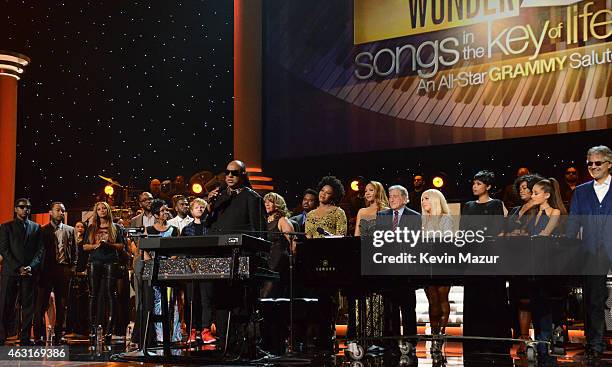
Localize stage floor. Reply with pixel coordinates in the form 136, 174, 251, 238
0, 335, 608, 366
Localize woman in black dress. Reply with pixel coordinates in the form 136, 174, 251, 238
262, 192, 293, 298
459, 171, 511, 354
506, 174, 544, 235
505, 173, 544, 354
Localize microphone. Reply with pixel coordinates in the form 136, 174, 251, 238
207, 183, 228, 205
316, 227, 333, 237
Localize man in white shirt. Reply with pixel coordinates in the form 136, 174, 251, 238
167, 195, 193, 235
566, 145, 612, 361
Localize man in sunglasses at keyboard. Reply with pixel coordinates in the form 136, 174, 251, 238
205, 160, 266, 235
566, 145, 612, 362
0, 198, 44, 346
204, 160, 267, 347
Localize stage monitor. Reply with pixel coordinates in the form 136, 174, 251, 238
263, 0, 612, 160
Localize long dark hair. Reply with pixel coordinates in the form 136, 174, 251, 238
534, 178, 567, 215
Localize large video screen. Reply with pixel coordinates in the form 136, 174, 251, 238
263, 0, 612, 160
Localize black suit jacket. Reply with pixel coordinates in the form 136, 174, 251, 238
206, 187, 266, 235
0, 218, 44, 276
375, 206, 421, 232
40, 222, 77, 271
289, 212, 307, 233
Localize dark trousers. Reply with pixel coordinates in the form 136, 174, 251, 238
114, 271, 130, 336
199, 281, 214, 328
34, 264, 72, 340
383, 287, 417, 337
463, 278, 511, 354
583, 275, 608, 353
0, 275, 37, 342
88, 263, 119, 335
184, 281, 214, 331
66, 274, 89, 335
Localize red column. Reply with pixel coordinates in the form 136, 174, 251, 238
0, 51, 30, 223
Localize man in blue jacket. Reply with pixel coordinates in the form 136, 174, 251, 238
566, 145, 612, 361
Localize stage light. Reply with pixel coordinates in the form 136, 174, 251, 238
104, 185, 114, 196
189, 170, 215, 196
192, 183, 203, 194
432, 176, 444, 188
350, 180, 360, 192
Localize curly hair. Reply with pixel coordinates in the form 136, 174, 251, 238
513, 173, 545, 197
317, 176, 345, 205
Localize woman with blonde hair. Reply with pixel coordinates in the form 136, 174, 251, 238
262, 192, 294, 298
354, 181, 389, 237
421, 189, 454, 356
347, 181, 389, 341
83, 201, 127, 344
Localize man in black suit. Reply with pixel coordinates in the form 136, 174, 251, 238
205, 160, 266, 349
289, 189, 318, 233
376, 185, 421, 350
205, 160, 266, 234
34, 202, 77, 345
0, 198, 44, 345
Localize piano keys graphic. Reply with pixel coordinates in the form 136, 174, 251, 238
265, 0, 612, 137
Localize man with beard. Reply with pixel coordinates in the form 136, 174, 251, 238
167, 195, 193, 235
129, 191, 154, 347
289, 189, 318, 233
560, 166, 579, 209
34, 202, 77, 345
407, 175, 426, 212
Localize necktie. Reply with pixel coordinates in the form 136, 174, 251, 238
392, 210, 399, 230
56, 227, 68, 264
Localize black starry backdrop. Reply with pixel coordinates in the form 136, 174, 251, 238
3, 1, 233, 211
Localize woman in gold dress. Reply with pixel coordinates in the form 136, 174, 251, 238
305, 176, 347, 238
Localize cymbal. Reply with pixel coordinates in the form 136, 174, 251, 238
98, 175, 123, 187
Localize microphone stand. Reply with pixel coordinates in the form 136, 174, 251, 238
262, 231, 312, 365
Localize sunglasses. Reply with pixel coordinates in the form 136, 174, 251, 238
16, 205, 32, 209
225, 169, 242, 177
565, 171, 577, 175
587, 161, 610, 167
